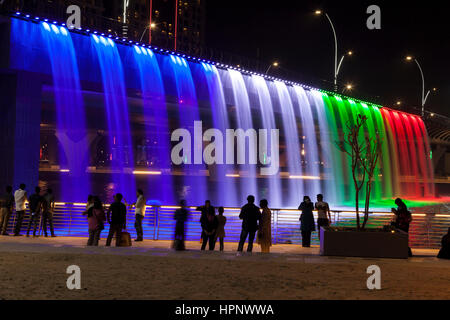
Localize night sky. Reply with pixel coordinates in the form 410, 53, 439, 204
205, 0, 450, 117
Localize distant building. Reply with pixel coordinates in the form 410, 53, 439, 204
3, 0, 206, 53
104, 0, 206, 53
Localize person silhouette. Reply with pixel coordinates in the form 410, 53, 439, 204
257, 199, 272, 253
237, 195, 261, 253
391, 198, 413, 257
173, 200, 189, 251
437, 227, 450, 259
299, 196, 315, 247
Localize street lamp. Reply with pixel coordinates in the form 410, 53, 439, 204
139, 23, 156, 42
265, 61, 279, 75
405, 55, 434, 116
342, 83, 353, 94
315, 10, 352, 92
122, 0, 130, 38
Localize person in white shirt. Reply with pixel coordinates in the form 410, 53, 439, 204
13, 183, 28, 236
130, 189, 146, 242
315, 194, 332, 240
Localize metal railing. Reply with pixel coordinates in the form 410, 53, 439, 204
5, 203, 450, 248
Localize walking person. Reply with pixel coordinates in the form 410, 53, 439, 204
215, 207, 227, 251
200, 207, 218, 251
27, 187, 43, 237
0, 186, 15, 235
130, 189, 145, 242
87, 197, 106, 246
237, 195, 261, 253
437, 227, 450, 260
315, 194, 331, 240
106, 193, 127, 247
13, 184, 28, 236
197, 200, 215, 243
173, 200, 189, 251
257, 199, 272, 253
298, 196, 315, 247
391, 198, 413, 257
42, 188, 56, 237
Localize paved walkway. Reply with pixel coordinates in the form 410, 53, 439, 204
1, 236, 449, 300
0, 235, 440, 262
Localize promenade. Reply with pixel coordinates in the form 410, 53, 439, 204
0, 237, 448, 300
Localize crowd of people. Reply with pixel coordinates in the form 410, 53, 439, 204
0, 183, 449, 259
0, 184, 56, 237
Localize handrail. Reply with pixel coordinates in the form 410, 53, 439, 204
52, 202, 450, 216
5, 202, 450, 248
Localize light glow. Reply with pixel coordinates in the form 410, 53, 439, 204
133, 170, 162, 175
289, 175, 321, 180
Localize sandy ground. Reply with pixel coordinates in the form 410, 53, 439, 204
0, 237, 449, 300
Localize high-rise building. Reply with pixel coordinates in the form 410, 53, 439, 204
3, 0, 205, 53
104, 0, 206, 53
3, 0, 105, 28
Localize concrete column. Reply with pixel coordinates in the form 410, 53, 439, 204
0, 71, 42, 191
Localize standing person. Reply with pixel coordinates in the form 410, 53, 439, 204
215, 207, 227, 251
391, 198, 413, 257
106, 193, 127, 247
173, 200, 189, 251
237, 195, 261, 253
83, 195, 94, 216
27, 187, 43, 237
197, 200, 215, 243
315, 194, 331, 240
0, 186, 15, 235
42, 188, 56, 237
130, 189, 146, 242
298, 196, 315, 247
200, 209, 218, 251
437, 227, 450, 260
257, 199, 272, 253
87, 197, 106, 246
13, 184, 28, 236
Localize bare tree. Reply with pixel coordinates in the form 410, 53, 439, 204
336, 114, 382, 230
336, 114, 367, 229
361, 134, 382, 229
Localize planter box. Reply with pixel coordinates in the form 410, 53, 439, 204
319, 227, 409, 259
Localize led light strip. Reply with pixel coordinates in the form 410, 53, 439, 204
132, 170, 162, 175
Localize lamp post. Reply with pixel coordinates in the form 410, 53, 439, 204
315, 10, 352, 92
139, 23, 156, 42
122, 0, 130, 38
406, 56, 435, 116
342, 84, 353, 94
265, 61, 279, 75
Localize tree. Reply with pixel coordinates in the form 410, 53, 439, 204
361, 132, 382, 229
336, 114, 382, 230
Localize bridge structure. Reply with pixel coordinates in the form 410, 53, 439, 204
0, 7, 449, 247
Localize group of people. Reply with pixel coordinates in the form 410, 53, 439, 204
0, 184, 56, 237
180, 196, 273, 253
82, 190, 145, 247
298, 194, 331, 247
1, 184, 450, 259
